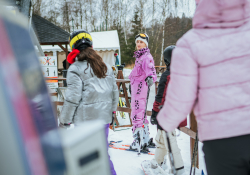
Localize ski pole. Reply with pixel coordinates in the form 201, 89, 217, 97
189, 131, 199, 175
166, 132, 177, 175
143, 86, 150, 124
193, 137, 199, 175
138, 129, 142, 156
112, 112, 115, 132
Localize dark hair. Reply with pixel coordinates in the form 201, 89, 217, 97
77, 47, 107, 78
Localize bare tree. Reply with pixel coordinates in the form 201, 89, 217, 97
32, 0, 42, 15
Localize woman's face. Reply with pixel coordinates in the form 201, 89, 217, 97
136, 40, 147, 50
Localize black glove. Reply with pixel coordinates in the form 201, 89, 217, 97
151, 110, 164, 130
110, 112, 115, 125
151, 110, 158, 125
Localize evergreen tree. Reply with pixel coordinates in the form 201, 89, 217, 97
122, 7, 142, 65
110, 20, 126, 65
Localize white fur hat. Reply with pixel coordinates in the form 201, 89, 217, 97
135, 33, 149, 47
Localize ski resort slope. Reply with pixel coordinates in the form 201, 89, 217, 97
108, 74, 208, 174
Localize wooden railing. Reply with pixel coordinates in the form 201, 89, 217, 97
47, 70, 199, 168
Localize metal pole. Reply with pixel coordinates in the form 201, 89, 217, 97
106, 19, 107, 31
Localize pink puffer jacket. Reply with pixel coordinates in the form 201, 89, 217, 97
157, 0, 250, 142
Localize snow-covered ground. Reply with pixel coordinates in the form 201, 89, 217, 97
108, 69, 207, 175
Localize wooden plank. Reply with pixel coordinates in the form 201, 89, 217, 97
57, 43, 68, 52
59, 83, 63, 87
190, 111, 199, 169
178, 127, 198, 140
117, 106, 131, 113
155, 66, 166, 68
54, 101, 64, 106
146, 110, 152, 116
155, 81, 159, 95
113, 113, 120, 128
116, 79, 130, 83
119, 94, 125, 97
65, 44, 69, 69
113, 125, 133, 128
50, 92, 58, 96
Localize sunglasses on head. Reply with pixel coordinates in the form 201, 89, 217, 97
135, 33, 148, 42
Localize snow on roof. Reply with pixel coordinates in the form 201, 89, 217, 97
41, 30, 120, 52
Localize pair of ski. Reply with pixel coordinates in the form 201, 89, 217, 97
109, 140, 155, 155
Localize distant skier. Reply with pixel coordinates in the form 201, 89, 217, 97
128, 33, 157, 152
59, 30, 119, 175
144, 45, 186, 175
157, 0, 250, 175
114, 53, 119, 66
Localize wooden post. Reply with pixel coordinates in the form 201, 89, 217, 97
65, 44, 69, 69
190, 111, 199, 169
114, 70, 133, 129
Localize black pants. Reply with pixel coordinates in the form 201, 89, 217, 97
203, 134, 250, 175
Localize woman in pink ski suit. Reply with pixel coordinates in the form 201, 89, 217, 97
128, 33, 157, 151
157, 0, 250, 174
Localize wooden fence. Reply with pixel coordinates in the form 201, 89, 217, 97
46, 70, 199, 168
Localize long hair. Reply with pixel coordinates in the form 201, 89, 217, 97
77, 47, 107, 78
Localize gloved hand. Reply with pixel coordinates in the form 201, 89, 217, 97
110, 111, 115, 125
59, 123, 71, 129
151, 110, 158, 125
151, 110, 164, 130
145, 76, 154, 87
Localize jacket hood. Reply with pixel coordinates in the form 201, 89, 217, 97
193, 0, 250, 29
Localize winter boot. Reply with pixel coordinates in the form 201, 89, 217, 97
142, 124, 156, 148
130, 127, 143, 152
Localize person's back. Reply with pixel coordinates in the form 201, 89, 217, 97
158, 0, 250, 142
59, 30, 118, 175
63, 60, 117, 124
157, 0, 250, 174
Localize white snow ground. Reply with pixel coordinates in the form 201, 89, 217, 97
108, 69, 208, 175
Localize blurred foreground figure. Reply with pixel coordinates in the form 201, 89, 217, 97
59, 30, 119, 175
157, 0, 250, 174
0, 5, 66, 175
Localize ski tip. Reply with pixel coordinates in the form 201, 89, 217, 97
122, 145, 130, 147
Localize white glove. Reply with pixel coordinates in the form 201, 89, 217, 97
145, 76, 154, 86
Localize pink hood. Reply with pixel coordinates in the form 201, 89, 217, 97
193, 0, 250, 29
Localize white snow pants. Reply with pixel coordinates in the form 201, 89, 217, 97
155, 129, 184, 170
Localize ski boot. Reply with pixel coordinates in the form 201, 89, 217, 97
142, 124, 156, 148
141, 158, 169, 175
130, 127, 149, 153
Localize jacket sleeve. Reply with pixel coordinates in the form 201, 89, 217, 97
59, 65, 83, 124
153, 74, 170, 112
111, 72, 119, 112
141, 55, 157, 82
157, 38, 198, 132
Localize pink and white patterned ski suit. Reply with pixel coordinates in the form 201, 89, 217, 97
129, 48, 157, 132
